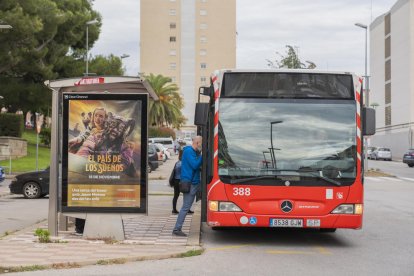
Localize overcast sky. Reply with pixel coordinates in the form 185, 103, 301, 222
90, 0, 397, 77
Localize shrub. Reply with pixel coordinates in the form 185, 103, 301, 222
149, 127, 176, 140
40, 128, 51, 147
0, 114, 24, 137
34, 228, 51, 243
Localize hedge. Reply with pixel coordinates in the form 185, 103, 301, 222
149, 127, 176, 140
0, 114, 24, 137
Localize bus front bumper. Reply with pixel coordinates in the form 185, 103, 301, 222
207, 212, 362, 229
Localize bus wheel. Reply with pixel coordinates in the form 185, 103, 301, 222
212, 227, 226, 231
320, 228, 337, 233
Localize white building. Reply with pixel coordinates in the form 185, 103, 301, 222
369, 0, 414, 158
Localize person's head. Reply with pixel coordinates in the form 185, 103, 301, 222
192, 136, 202, 152
178, 149, 183, 161
92, 107, 107, 130
106, 115, 134, 143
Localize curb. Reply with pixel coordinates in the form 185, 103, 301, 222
0, 245, 203, 269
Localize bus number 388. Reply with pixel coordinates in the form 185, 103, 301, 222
233, 188, 251, 196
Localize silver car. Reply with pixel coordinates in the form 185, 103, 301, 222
372, 147, 392, 161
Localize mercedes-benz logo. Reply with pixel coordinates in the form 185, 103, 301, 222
281, 200, 293, 213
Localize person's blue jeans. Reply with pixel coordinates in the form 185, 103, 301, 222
173, 183, 200, 231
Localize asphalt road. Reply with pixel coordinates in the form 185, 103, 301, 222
368, 159, 414, 178
14, 177, 414, 276
0, 179, 48, 235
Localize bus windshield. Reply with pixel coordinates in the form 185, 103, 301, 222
218, 99, 357, 186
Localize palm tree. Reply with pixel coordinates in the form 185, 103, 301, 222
145, 73, 186, 128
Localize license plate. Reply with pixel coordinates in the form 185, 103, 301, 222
270, 219, 303, 228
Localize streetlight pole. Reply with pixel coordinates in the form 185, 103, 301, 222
270, 120, 283, 169
85, 19, 98, 76
355, 22, 369, 172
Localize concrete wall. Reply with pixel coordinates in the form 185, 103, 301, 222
0, 137, 27, 160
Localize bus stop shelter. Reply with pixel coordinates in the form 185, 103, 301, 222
45, 76, 158, 240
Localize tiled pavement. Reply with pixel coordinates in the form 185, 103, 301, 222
0, 155, 202, 268
0, 203, 201, 268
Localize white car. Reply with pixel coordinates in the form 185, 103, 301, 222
149, 137, 175, 155
372, 147, 392, 161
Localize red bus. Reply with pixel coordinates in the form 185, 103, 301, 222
195, 70, 375, 232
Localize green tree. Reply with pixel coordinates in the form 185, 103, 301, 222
145, 74, 186, 129
0, 0, 102, 81
55, 54, 125, 77
267, 45, 316, 69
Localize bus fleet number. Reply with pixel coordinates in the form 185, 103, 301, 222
233, 188, 251, 196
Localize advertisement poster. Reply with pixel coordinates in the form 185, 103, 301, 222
62, 93, 147, 213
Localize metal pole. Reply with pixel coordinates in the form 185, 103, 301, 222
86, 25, 89, 75
36, 131, 39, 171
48, 89, 59, 236
364, 27, 369, 172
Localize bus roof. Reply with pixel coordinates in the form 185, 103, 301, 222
213, 69, 357, 77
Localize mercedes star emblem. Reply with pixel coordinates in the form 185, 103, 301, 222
281, 200, 293, 213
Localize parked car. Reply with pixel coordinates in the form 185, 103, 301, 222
0, 166, 5, 183
371, 147, 392, 161
403, 149, 414, 167
150, 143, 164, 164
154, 143, 170, 161
367, 147, 377, 159
148, 144, 160, 172
149, 137, 175, 155
9, 167, 50, 199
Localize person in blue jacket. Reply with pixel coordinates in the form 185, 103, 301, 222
172, 136, 202, 237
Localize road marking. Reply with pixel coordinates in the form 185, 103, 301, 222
399, 177, 414, 182
314, 246, 332, 255
208, 244, 252, 251
266, 250, 313, 255
365, 177, 380, 182
379, 177, 403, 182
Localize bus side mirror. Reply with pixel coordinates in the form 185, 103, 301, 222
199, 86, 213, 97
362, 107, 376, 136
195, 103, 209, 126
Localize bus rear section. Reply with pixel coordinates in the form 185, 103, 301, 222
195, 70, 376, 231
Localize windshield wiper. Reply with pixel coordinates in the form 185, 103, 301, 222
297, 167, 341, 186
229, 175, 279, 184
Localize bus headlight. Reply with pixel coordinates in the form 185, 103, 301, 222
219, 202, 242, 212
209, 201, 242, 212
331, 204, 363, 214
331, 204, 354, 214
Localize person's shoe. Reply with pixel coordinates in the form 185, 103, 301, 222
172, 230, 187, 237
74, 231, 83, 236
188, 210, 194, 214
172, 210, 179, 214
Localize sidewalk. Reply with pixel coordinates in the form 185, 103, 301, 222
0, 155, 203, 270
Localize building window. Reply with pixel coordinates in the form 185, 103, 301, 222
385, 59, 391, 81
169, 49, 176, 56
384, 13, 391, 36
385, 83, 391, 104
201, 76, 207, 83
171, 76, 176, 82
200, 49, 207, 56
200, 36, 207, 43
169, 63, 176, 70
385, 106, 391, 126
200, 9, 207, 16
170, 36, 176, 42
170, 22, 176, 29
201, 63, 207, 69
385, 36, 391, 58
201, 0, 207, 2
200, 23, 207, 30
170, 0, 176, 2
169, 9, 176, 16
